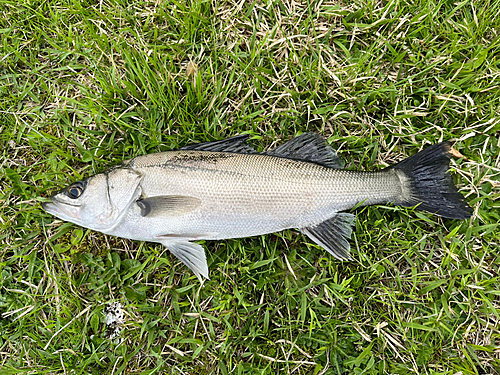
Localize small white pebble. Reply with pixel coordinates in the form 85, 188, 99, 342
104, 302, 124, 339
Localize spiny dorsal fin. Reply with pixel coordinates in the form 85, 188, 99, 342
137, 195, 201, 217
180, 134, 258, 154
300, 213, 355, 260
266, 133, 344, 169
162, 241, 209, 281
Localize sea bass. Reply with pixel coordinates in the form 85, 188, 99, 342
43, 133, 472, 280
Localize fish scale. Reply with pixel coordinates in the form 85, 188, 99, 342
135, 151, 401, 211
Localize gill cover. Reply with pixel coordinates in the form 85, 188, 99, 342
89, 167, 143, 231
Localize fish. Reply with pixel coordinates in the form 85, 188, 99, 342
42, 133, 472, 281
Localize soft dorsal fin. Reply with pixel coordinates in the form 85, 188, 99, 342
180, 134, 258, 154
300, 213, 355, 260
137, 195, 201, 217
266, 133, 344, 169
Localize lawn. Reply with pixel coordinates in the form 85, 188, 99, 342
1, 0, 499, 374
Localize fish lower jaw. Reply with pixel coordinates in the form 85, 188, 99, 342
43, 201, 83, 224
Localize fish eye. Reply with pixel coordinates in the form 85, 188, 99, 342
66, 181, 85, 199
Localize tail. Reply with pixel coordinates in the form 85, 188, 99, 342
390, 142, 472, 219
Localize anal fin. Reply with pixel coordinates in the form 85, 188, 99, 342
300, 213, 356, 260
162, 241, 209, 281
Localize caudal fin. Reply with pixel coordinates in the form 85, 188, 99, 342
391, 142, 472, 219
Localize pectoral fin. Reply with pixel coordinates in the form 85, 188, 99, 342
300, 213, 356, 260
162, 241, 209, 281
137, 195, 201, 217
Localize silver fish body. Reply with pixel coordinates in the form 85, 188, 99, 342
113, 151, 399, 241
43, 134, 472, 280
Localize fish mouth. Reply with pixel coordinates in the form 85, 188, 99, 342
42, 201, 58, 213
42, 199, 82, 223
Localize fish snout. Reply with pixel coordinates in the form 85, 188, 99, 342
42, 201, 58, 214
42, 199, 82, 222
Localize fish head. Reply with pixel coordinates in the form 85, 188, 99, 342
43, 167, 143, 232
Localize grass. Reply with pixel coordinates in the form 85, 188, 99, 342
1, 0, 499, 373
